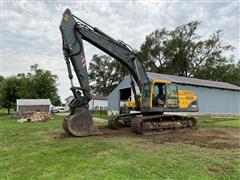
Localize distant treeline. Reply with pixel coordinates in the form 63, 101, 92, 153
0, 64, 61, 113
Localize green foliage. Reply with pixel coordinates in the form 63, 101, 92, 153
89, 54, 128, 96
195, 60, 240, 86
0, 75, 5, 107
138, 21, 239, 85
28, 64, 61, 105
0, 74, 4, 82
0, 76, 21, 113
0, 64, 61, 112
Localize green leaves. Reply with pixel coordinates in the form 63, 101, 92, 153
0, 76, 21, 113
138, 21, 238, 86
89, 54, 128, 96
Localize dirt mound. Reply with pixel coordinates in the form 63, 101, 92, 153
52, 123, 239, 150
97, 126, 240, 149
150, 128, 240, 149
208, 167, 235, 174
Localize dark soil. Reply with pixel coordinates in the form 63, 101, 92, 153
208, 167, 236, 174
97, 126, 240, 149
53, 125, 240, 150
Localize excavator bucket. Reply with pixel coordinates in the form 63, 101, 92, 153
62, 107, 97, 137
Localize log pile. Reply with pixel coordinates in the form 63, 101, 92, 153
15, 111, 53, 123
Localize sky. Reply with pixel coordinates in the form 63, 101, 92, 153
1, 0, 239, 102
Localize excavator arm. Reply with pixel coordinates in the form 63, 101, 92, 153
60, 9, 149, 136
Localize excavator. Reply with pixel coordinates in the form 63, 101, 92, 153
60, 9, 198, 137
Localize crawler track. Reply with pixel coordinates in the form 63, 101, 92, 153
131, 114, 196, 135
108, 114, 197, 135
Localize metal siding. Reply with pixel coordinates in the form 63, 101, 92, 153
107, 90, 119, 112
177, 84, 240, 114
89, 99, 107, 109
108, 75, 240, 115
17, 99, 51, 106
18, 105, 50, 112
108, 76, 132, 112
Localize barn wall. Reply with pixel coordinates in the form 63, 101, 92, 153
18, 105, 50, 112
177, 84, 240, 114
107, 76, 240, 115
89, 99, 108, 110
108, 76, 132, 115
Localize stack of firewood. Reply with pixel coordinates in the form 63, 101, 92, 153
15, 111, 53, 123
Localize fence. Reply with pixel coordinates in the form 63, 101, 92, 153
90, 106, 108, 116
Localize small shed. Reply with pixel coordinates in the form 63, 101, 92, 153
16, 99, 52, 113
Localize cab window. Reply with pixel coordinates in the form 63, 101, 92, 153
166, 83, 178, 99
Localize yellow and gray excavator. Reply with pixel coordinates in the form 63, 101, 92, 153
60, 9, 198, 136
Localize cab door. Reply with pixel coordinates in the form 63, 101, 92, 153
141, 82, 152, 112
165, 83, 179, 108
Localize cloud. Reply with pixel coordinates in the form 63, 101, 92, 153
1, 0, 239, 101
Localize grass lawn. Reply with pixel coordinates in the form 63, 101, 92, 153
91, 112, 108, 119
198, 116, 240, 128
0, 114, 239, 179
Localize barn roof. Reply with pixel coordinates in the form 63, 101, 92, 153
64, 95, 107, 101
147, 72, 240, 91
17, 99, 51, 106
92, 95, 107, 100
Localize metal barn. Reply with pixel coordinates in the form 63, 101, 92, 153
107, 72, 240, 115
16, 99, 52, 113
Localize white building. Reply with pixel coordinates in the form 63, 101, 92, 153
65, 95, 107, 110
16, 99, 52, 113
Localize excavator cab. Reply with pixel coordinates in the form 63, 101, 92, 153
151, 81, 179, 108
140, 80, 198, 113
141, 80, 177, 112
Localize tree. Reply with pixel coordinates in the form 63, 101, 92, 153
0, 75, 5, 108
17, 73, 35, 98
138, 21, 235, 78
1, 76, 21, 114
0, 75, 4, 82
17, 64, 61, 105
194, 59, 240, 86
30, 66, 61, 105
89, 54, 128, 96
